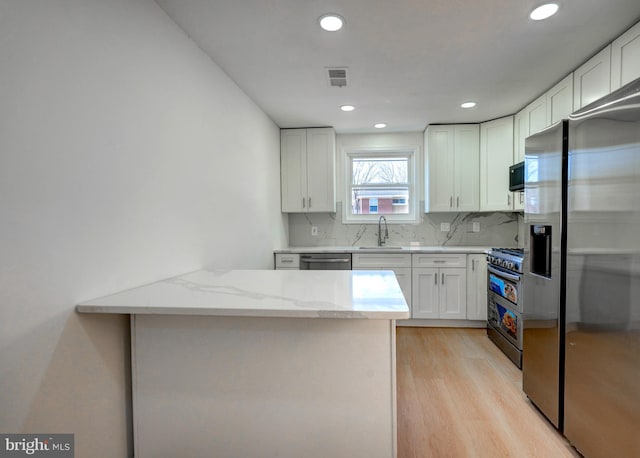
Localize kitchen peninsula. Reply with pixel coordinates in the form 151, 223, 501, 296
77, 269, 409, 458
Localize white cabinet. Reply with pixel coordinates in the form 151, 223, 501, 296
526, 94, 547, 137
480, 116, 514, 211
281, 128, 336, 213
513, 108, 527, 165
353, 253, 412, 309
611, 21, 640, 91
513, 109, 527, 212
546, 74, 574, 125
411, 254, 467, 319
573, 46, 611, 110
425, 124, 479, 212
466, 254, 487, 320
274, 253, 300, 270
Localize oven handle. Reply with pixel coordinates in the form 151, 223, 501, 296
487, 264, 521, 282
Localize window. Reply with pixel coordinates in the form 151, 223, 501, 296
345, 149, 417, 223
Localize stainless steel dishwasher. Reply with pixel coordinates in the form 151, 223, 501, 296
299, 253, 352, 270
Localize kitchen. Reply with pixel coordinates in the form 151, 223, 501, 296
1, 1, 640, 457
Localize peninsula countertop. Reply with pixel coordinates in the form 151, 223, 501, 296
76, 269, 410, 319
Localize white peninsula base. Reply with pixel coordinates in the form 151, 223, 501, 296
77, 270, 408, 458
132, 315, 397, 458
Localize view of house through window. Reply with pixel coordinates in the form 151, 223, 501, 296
350, 155, 410, 216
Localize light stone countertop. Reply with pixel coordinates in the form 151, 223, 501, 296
76, 269, 410, 319
275, 246, 491, 254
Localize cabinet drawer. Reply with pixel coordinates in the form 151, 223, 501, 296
352, 253, 412, 268
412, 253, 467, 268
275, 253, 300, 269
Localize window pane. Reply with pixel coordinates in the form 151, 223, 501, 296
351, 187, 409, 215
352, 158, 408, 185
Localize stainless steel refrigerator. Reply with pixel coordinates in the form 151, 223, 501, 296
523, 77, 640, 457
522, 119, 568, 431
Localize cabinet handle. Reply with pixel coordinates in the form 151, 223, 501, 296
433, 260, 446, 263
520, 191, 524, 204
435, 274, 438, 285
472, 259, 475, 271
450, 196, 453, 208
308, 197, 312, 208
282, 259, 293, 263
507, 194, 511, 206
441, 273, 445, 284
456, 196, 459, 208
302, 197, 306, 208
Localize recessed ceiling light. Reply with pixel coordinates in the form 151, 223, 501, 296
319, 14, 344, 32
374, 123, 387, 129
530, 3, 559, 21
340, 105, 355, 112
461, 101, 477, 108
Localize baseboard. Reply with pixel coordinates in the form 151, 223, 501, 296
397, 319, 486, 328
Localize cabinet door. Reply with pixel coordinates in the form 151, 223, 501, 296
466, 255, 487, 320
412, 268, 439, 319
391, 267, 412, 310
513, 108, 527, 165
281, 129, 307, 212
306, 128, 336, 212
611, 21, 640, 91
454, 125, 480, 212
426, 126, 455, 212
480, 116, 514, 211
546, 74, 574, 125
513, 109, 527, 211
357, 267, 412, 309
439, 268, 467, 319
526, 94, 547, 136
573, 45, 611, 110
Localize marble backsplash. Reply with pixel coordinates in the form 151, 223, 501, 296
289, 202, 522, 248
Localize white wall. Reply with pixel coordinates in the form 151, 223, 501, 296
0, 0, 287, 456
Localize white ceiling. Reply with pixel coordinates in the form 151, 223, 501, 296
155, 0, 640, 134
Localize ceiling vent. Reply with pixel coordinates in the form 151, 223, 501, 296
327, 67, 348, 87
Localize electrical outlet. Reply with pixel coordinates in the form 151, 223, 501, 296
311, 226, 318, 236
440, 223, 450, 232
472, 222, 480, 232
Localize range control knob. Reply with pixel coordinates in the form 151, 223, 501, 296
507, 262, 515, 270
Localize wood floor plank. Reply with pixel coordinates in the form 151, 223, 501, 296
396, 327, 579, 458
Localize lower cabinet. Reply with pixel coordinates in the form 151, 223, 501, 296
275, 251, 489, 322
274, 253, 300, 270
352, 253, 412, 309
411, 254, 467, 319
466, 254, 488, 320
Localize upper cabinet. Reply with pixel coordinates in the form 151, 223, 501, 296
526, 94, 547, 137
425, 124, 479, 212
546, 74, 574, 125
281, 128, 336, 213
513, 108, 527, 165
611, 21, 640, 91
480, 116, 514, 211
573, 45, 611, 110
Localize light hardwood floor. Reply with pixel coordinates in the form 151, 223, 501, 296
396, 327, 580, 458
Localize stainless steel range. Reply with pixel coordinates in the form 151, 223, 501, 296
486, 247, 524, 368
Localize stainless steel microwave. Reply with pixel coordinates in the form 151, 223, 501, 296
509, 161, 524, 191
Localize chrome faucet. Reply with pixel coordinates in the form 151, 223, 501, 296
377, 215, 389, 246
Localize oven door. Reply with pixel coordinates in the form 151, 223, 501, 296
488, 291, 523, 350
487, 264, 522, 311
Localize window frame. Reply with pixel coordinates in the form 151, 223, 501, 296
343, 147, 419, 224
